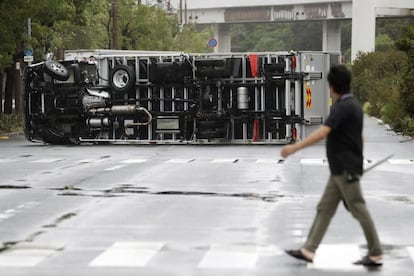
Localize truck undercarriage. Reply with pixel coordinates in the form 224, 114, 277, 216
23, 50, 339, 144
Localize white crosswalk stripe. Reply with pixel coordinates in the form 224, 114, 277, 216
0, 243, 64, 267
307, 244, 362, 271
388, 159, 413, 165
104, 165, 126, 171
198, 244, 259, 269
120, 159, 148, 164
300, 158, 326, 165
255, 159, 279, 164
89, 242, 164, 267
165, 158, 194, 164
75, 159, 107, 164
0, 159, 15, 163
210, 159, 238, 163
30, 158, 62, 163
407, 247, 414, 263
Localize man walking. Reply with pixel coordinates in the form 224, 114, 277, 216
281, 65, 383, 266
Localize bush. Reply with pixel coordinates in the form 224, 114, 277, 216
352, 49, 414, 137
398, 116, 414, 136
0, 113, 23, 134
396, 26, 414, 115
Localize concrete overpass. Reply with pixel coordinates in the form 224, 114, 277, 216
181, 0, 414, 60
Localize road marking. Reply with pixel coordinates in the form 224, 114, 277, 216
256, 159, 278, 164
0, 212, 15, 221
76, 159, 105, 164
198, 244, 258, 269
407, 247, 414, 263
16, 201, 40, 209
120, 159, 147, 164
31, 159, 62, 163
0, 202, 41, 223
300, 159, 326, 165
165, 159, 195, 164
89, 242, 164, 267
0, 243, 64, 267
290, 229, 303, 237
388, 159, 413, 165
0, 159, 14, 163
104, 165, 126, 171
210, 159, 238, 163
307, 244, 362, 271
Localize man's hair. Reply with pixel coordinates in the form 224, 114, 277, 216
327, 65, 351, 95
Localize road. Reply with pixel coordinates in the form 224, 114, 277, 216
0, 116, 413, 276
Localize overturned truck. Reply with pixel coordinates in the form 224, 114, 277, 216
23, 50, 340, 144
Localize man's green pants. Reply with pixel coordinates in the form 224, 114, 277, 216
303, 174, 383, 256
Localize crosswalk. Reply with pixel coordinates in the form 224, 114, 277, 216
0, 242, 413, 270
89, 242, 165, 267
1, 157, 412, 167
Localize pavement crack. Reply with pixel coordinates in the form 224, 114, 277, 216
102, 185, 286, 202
0, 184, 31, 189
52, 184, 289, 203
42, 212, 78, 228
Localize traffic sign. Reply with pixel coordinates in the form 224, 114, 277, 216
24, 48, 33, 56
24, 56, 34, 63
208, 38, 218, 48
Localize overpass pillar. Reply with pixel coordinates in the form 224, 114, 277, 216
213, 24, 231, 53
322, 20, 341, 52
351, 0, 376, 61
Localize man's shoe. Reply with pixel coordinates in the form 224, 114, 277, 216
285, 249, 313, 263
353, 256, 383, 267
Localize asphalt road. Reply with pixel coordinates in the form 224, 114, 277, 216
0, 116, 413, 276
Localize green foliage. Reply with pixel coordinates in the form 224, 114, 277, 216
377, 18, 414, 41
176, 25, 213, 52
396, 25, 414, 116
231, 22, 322, 52
398, 115, 414, 136
0, 0, 211, 70
0, 114, 23, 134
352, 50, 409, 133
0, 0, 27, 70
375, 34, 395, 51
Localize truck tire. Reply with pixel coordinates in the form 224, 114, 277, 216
110, 65, 136, 93
39, 128, 71, 145
44, 61, 70, 81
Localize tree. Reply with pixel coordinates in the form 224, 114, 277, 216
0, 0, 211, 70
176, 25, 213, 52
0, 0, 27, 70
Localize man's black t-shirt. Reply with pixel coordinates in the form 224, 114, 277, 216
324, 94, 363, 175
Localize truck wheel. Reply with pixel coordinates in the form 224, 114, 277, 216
110, 65, 136, 93
39, 128, 71, 145
44, 61, 70, 81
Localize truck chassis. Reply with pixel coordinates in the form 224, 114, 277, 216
23, 50, 339, 144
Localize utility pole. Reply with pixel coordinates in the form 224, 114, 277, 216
179, 0, 182, 25
184, 0, 187, 25
112, 0, 118, 49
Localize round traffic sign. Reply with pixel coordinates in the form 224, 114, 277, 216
208, 38, 218, 48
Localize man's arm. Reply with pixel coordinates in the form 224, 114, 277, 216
281, 125, 331, 158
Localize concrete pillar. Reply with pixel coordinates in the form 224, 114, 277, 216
351, 0, 376, 61
213, 23, 231, 53
322, 20, 341, 52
